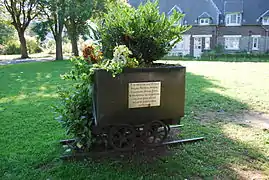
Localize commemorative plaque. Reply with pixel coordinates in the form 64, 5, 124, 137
128, 81, 161, 108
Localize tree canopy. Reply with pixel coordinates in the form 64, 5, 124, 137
1, 0, 41, 58
0, 19, 15, 44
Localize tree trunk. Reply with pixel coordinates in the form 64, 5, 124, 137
18, 30, 29, 59
55, 34, 63, 60
66, 20, 79, 57
71, 35, 79, 56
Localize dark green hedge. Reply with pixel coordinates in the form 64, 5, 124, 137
161, 53, 269, 62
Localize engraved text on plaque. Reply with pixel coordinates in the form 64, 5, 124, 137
128, 81, 161, 108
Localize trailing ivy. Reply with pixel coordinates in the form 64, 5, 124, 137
54, 45, 138, 151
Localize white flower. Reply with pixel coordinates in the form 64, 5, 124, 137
112, 45, 133, 65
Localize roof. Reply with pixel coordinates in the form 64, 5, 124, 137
168, 5, 183, 15
224, 1, 243, 13
245, 0, 269, 25
128, 0, 269, 26
259, 10, 269, 18
128, 0, 221, 25
214, 0, 269, 25
199, 12, 213, 18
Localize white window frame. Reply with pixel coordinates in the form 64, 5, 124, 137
224, 35, 241, 50
192, 35, 212, 38
252, 35, 261, 50
199, 18, 210, 25
262, 17, 269, 25
225, 13, 242, 26
205, 37, 211, 50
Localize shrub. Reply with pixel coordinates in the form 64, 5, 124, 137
5, 39, 21, 55
0, 20, 15, 45
44, 40, 56, 54
0, 44, 6, 55
54, 44, 138, 151
63, 43, 72, 54
27, 39, 43, 54
98, 0, 190, 65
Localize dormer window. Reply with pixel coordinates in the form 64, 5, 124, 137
198, 12, 212, 25
225, 13, 242, 26
263, 17, 269, 25
199, 18, 210, 25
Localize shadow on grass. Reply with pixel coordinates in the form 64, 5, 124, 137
0, 62, 268, 179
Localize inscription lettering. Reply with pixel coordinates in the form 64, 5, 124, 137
128, 82, 161, 108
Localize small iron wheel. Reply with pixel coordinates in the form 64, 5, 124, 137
144, 120, 168, 146
108, 125, 136, 151
166, 124, 171, 133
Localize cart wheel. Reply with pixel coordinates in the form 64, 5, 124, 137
109, 125, 136, 151
144, 120, 168, 146
166, 124, 171, 133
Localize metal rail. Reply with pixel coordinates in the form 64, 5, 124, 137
59, 125, 185, 145
60, 137, 205, 160
59, 124, 204, 160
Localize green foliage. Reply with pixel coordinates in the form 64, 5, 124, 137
0, 44, 5, 54
2, 37, 43, 55
201, 51, 269, 62
38, 0, 66, 60
4, 39, 21, 55
64, 0, 93, 39
54, 45, 138, 151
0, 20, 15, 45
162, 52, 269, 62
162, 42, 269, 62
27, 39, 43, 54
45, 39, 56, 54
99, 0, 190, 65
31, 21, 50, 42
214, 44, 225, 54
3, 0, 41, 58
91, 0, 128, 19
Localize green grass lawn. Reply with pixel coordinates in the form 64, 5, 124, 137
1, 60, 269, 179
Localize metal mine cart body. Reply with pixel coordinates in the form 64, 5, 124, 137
91, 65, 186, 151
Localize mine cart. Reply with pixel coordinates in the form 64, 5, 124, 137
91, 65, 187, 151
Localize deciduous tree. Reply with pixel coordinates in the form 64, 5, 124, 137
39, 0, 66, 60
64, 0, 93, 56
1, 0, 40, 58
64, 0, 127, 56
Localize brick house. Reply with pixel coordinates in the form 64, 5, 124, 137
128, 0, 269, 57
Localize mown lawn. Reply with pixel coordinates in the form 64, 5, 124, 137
0, 60, 269, 179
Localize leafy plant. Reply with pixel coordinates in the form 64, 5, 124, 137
4, 39, 21, 55
98, 0, 190, 65
54, 44, 138, 151
0, 19, 15, 45
26, 38, 43, 54
0, 44, 5, 55
31, 21, 50, 42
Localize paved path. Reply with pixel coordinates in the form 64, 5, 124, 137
0, 57, 55, 65
0, 56, 70, 65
